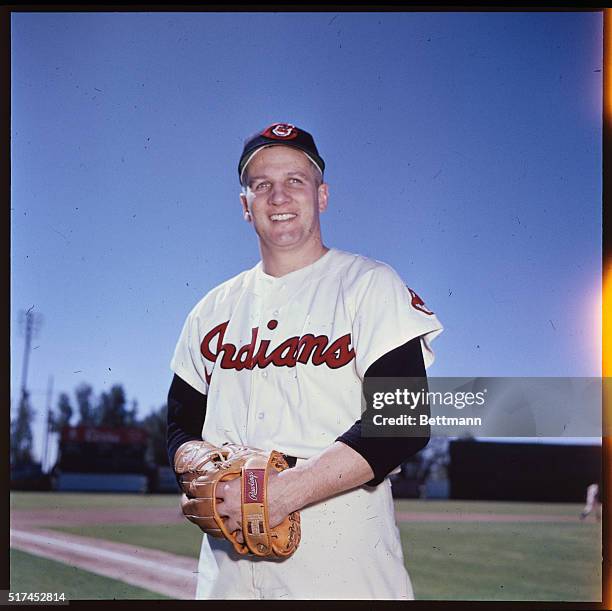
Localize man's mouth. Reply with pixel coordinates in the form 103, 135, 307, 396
270, 213, 297, 222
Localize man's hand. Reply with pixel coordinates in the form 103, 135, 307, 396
215, 477, 243, 542
260, 470, 290, 528
175, 443, 301, 557
215, 470, 289, 544
206, 442, 375, 534
176, 440, 371, 557
265, 442, 375, 517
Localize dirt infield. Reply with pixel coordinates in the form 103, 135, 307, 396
11, 506, 184, 528
11, 506, 581, 529
394, 511, 580, 523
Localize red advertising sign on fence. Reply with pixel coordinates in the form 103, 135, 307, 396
60, 426, 148, 445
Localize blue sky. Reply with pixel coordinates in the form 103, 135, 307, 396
11, 12, 603, 463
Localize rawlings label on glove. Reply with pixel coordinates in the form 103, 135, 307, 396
174, 440, 301, 558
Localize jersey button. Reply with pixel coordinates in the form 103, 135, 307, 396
272, 310, 279, 317
262, 371, 268, 378
257, 412, 265, 420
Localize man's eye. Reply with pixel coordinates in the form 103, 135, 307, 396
289, 178, 303, 184
254, 182, 270, 191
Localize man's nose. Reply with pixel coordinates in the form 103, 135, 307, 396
269, 183, 289, 206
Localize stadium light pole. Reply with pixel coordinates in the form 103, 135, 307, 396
18, 306, 42, 404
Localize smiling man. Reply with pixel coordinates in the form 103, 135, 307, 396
240, 145, 328, 267
167, 123, 443, 600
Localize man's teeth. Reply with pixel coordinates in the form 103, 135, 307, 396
270, 213, 297, 221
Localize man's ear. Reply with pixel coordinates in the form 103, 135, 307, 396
240, 193, 252, 222
317, 182, 329, 213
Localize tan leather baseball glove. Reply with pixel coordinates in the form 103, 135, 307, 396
174, 440, 301, 558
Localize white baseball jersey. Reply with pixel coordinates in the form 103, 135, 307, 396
171, 247, 443, 456
171, 247, 443, 600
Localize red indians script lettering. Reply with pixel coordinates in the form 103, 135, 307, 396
200, 319, 356, 376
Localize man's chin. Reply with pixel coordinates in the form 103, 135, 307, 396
264, 232, 304, 249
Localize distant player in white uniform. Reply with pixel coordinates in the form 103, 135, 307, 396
580, 483, 601, 521
167, 123, 443, 599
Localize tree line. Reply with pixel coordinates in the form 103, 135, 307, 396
10, 383, 169, 467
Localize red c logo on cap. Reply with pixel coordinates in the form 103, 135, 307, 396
262, 123, 298, 140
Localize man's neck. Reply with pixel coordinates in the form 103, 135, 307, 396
260, 243, 330, 278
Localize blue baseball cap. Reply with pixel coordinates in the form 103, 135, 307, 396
238, 123, 325, 185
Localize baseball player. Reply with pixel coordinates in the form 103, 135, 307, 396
167, 123, 443, 599
580, 482, 601, 521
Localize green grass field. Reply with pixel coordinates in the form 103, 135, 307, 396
53, 522, 201, 557
10, 491, 179, 511
401, 521, 601, 601
10, 492, 602, 601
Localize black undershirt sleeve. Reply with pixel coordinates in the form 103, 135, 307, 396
336, 336, 430, 486
166, 374, 208, 468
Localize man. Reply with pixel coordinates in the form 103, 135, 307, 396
167, 123, 443, 599
580, 482, 601, 521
